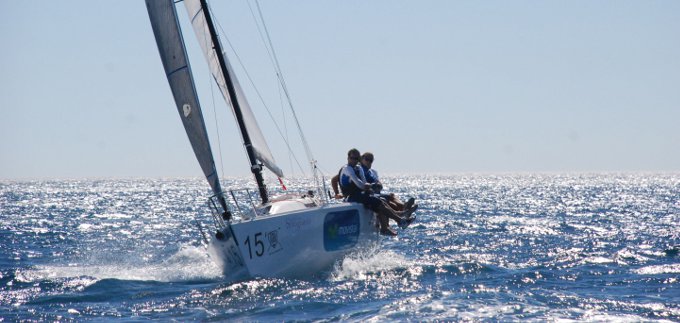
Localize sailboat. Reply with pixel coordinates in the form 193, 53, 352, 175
145, 0, 379, 280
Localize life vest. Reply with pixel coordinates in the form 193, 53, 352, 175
361, 165, 383, 193
338, 165, 363, 197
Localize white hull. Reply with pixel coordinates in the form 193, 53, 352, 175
207, 202, 379, 281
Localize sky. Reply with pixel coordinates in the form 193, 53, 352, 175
1, 1, 679, 181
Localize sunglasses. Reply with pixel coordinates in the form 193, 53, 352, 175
349, 156, 360, 160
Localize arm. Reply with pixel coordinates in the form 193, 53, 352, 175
371, 169, 381, 185
370, 169, 383, 192
331, 174, 343, 199
341, 165, 369, 190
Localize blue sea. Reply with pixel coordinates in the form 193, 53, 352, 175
1, 174, 679, 321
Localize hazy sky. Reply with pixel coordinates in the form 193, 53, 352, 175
2, 1, 679, 181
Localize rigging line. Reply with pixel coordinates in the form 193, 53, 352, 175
315, 163, 331, 177
245, 0, 278, 74
212, 17, 307, 176
198, 24, 227, 182
210, 63, 226, 181
279, 80, 294, 177
253, 0, 325, 199
246, 0, 301, 178
254, 0, 315, 169
246, 0, 294, 177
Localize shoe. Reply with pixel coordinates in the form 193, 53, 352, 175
401, 204, 418, 218
404, 197, 415, 210
380, 227, 397, 236
398, 216, 416, 229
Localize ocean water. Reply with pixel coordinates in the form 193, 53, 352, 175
1, 174, 679, 321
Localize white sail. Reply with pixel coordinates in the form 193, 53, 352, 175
184, 0, 284, 178
145, 0, 228, 210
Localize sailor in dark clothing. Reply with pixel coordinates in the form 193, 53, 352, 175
359, 152, 417, 213
336, 148, 412, 236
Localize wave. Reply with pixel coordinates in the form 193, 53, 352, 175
16, 244, 222, 284
634, 264, 680, 275
330, 247, 410, 281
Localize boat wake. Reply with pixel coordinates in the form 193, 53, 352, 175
330, 246, 412, 281
17, 244, 222, 285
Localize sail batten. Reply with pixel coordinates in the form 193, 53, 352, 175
166, 65, 189, 77
146, 0, 227, 211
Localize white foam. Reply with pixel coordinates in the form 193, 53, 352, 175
578, 310, 656, 322
634, 264, 680, 275
370, 294, 461, 320
330, 248, 410, 281
93, 213, 131, 219
584, 256, 613, 264
77, 223, 94, 232
614, 248, 650, 263
19, 244, 223, 284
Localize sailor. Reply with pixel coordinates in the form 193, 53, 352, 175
359, 152, 417, 213
337, 148, 412, 236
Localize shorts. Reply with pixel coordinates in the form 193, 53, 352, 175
347, 192, 382, 212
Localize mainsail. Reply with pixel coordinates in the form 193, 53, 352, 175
146, 0, 228, 211
184, 0, 284, 178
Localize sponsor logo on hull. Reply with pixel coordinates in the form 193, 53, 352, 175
324, 210, 360, 251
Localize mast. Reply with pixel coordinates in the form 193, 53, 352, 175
199, 0, 269, 204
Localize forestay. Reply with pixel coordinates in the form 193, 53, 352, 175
184, 0, 284, 178
145, 0, 227, 211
